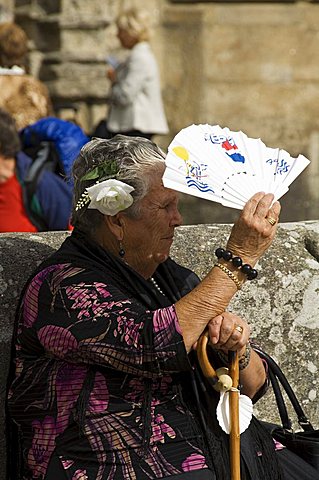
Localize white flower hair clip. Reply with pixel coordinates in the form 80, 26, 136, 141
75, 179, 134, 216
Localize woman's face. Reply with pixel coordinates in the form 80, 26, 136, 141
117, 27, 138, 49
0, 155, 15, 183
120, 178, 183, 278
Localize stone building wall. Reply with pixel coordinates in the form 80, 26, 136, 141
4, 0, 319, 224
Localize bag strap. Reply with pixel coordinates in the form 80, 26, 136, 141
23, 142, 52, 198
254, 347, 314, 432
267, 366, 291, 429
21, 142, 55, 231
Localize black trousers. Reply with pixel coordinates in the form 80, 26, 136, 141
91, 119, 153, 141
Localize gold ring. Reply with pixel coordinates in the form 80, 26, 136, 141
234, 325, 243, 334
266, 216, 276, 226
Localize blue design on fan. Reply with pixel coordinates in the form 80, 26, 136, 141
204, 132, 246, 164
186, 176, 215, 193
266, 157, 290, 175
226, 152, 246, 164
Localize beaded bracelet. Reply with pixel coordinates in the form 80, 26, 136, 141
215, 263, 242, 290
217, 343, 252, 371
215, 248, 258, 280
239, 343, 252, 370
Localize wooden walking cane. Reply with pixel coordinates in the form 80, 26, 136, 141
197, 330, 232, 391
228, 350, 241, 480
197, 331, 241, 480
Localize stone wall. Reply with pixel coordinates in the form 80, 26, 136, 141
0, 223, 318, 478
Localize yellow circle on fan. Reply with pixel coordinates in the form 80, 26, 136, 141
172, 146, 189, 161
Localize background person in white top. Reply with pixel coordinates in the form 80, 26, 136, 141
102, 8, 169, 140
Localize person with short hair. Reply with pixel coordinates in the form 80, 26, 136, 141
0, 109, 75, 232
0, 22, 53, 130
95, 8, 168, 140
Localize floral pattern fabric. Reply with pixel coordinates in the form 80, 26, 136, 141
8, 260, 210, 479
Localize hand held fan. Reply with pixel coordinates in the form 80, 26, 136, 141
163, 124, 310, 209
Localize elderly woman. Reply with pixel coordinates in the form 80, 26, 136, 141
7, 136, 316, 480
97, 7, 168, 140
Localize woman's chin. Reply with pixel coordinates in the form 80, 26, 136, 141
152, 252, 169, 264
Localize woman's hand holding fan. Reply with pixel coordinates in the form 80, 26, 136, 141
226, 191, 281, 267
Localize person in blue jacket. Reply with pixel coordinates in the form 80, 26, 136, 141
21, 116, 89, 182
0, 109, 89, 232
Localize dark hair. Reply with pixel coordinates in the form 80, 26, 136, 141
0, 108, 21, 157
0, 22, 28, 67
71, 135, 165, 233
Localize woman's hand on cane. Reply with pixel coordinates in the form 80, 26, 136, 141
208, 312, 250, 356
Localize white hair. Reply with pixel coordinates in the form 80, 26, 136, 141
71, 135, 166, 232
116, 8, 151, 42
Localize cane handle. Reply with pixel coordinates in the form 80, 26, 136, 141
197, 331, 233, 392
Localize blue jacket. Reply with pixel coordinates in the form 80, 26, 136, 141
16, 152, 73, 231
21, 117, 89, 180
17, 117, 89, 230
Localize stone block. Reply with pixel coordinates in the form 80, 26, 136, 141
15, 0, 61, 14
16, 17, 61, 52
202, 23, 319, 84
59, 0, 115, 26
199, 83, 319, 151
60, 28, 110, 57
162, 6, 205, 131
205, 4, 302, 27
42, 62, 109, 99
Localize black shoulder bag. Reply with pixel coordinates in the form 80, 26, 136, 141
254, 347, 319, 472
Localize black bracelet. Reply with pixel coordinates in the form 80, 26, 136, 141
215, 247, 258, 280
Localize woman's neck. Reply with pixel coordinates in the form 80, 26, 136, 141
92, 228, 157, 279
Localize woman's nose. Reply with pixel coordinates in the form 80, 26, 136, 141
171, 207, 183, 227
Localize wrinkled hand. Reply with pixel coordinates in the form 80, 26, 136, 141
226, 192, 281, 266
208, 311, 250, 353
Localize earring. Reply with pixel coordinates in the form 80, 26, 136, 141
119, 242, 125, 258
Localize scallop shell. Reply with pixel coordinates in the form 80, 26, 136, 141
216, 391, 253, 434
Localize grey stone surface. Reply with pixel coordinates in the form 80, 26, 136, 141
0, 223, 319, 477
